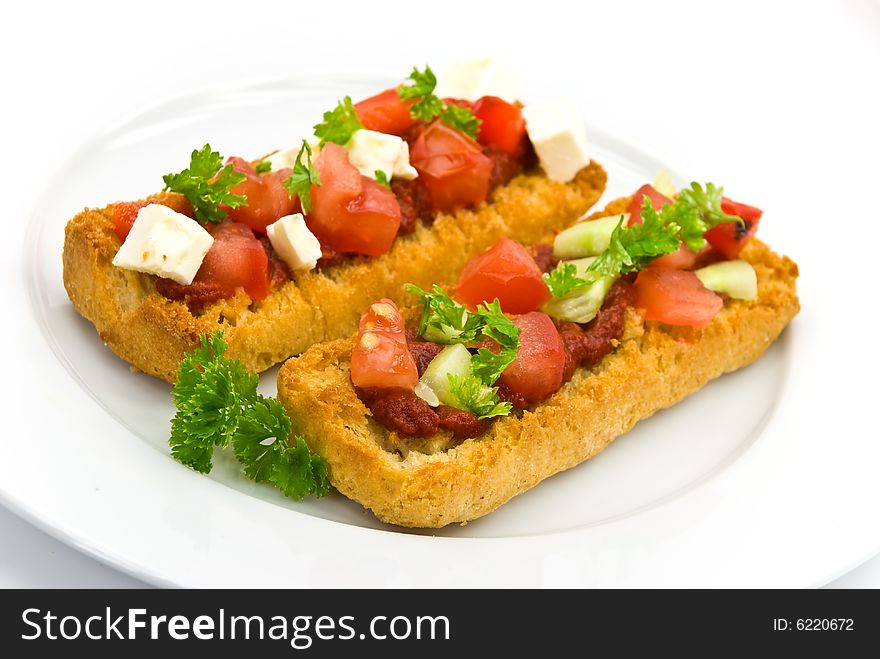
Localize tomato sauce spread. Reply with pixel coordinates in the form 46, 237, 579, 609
358, 387, 489, 439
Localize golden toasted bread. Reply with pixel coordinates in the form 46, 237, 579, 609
63, 163, 606, 382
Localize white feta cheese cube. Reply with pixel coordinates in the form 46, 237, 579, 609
266, 213, 322, 272
434, 58, 520, 103
521, 100, 590, 182
345, 129, 418, 182
112, 204, 213, 285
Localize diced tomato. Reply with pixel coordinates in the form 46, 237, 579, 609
111, 196, 193, 242
351, 299, 419, 389
633, 267, 723, 328
190, 220, 269, 300
307, 143, 401, 256
355, 88, 417, 136
626, 184, 672, 226
650, 243, 701, 270
704, 197, 763, 260
498, 312, 565, 404
408, 120, 493, 213
455, 237, 551, 314
473, 96, 526, 156
221, 157, 298, 235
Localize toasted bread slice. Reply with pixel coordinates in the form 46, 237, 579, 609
63, 162, 607, 382
276, 219, 799, 528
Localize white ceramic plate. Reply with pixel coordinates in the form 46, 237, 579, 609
5, 75, 878, 587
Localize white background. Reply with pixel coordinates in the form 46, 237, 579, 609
1, 0, 878, 587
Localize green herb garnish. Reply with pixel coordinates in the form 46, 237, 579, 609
169, 331, 329, 500
313, 96, 363, 146
162, 144, 246, 224
374, 170, 391, 188
543, 261, 590, 298
255, 161, 272, 174
397, 65, 480, 138
283, 140, 321, 214
447, 373, 512, 420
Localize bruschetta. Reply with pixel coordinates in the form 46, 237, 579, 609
62, 62, 606, 381
275, 181, 800, 527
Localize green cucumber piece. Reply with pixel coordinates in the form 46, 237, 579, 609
542, 257, 617, 324
694, 260, 757, 300
418, 344, 473, 409
553, 214, 628, 258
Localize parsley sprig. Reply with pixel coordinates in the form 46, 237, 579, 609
633, 182, 743, 251
406, 284, 520, 386
283, 140, 321, 214
448, 374, 512, 420
313, 96, 363, 146
169, 332, 329, 500
397, 66, 481, 139
543, 261, 590, 298
162, 144, 246, 224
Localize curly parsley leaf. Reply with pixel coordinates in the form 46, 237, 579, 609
440, 103, 481, 139
398, 66, 439, 101
374, 170, 391, 188
270, 436, 331, 500
448, 373, 511, 420
672, 182, 743, 250
405, 284, 484, 344
313, 96, 363, 146
588, 209, 681, 278
169, 331, 329, 500
232, 400, 329, 500
398, 66, 445, 121
397, 65, 480, 136
162, 144, 246, 224
470, 299, 520, 385
255, 160, 272, 174
283, 140, 321, 214
543, 261, 590, 298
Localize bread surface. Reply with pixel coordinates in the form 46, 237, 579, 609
63, 163, 607, 382
276, 224, 800, 528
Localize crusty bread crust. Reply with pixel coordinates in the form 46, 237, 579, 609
276, 229, 799, 528
63, 164, 607, 382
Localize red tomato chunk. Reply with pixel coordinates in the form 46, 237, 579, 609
473, 96, 527, 156
222, 156, 298, 235
704, 197, 762, 260
355, 88, 417, 136
351, 299, 418, 390
307, 144, 401, 256
634, 267, 722, 328
498, 312, 566, 405
408, 121, 492, 213
455, 237, 551, 314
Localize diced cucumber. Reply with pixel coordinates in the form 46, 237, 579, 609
553, 214, 628, 259
418, 344, 473, 409
542, 257, 617, 324
694, 260, 758, 300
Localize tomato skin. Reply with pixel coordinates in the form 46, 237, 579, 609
351, 298, 419, 389
191, 220, 270, 300
455, 237, 551, 314
498, 312, 565, 404
627, 184, 673, 226
220, 157, 298, 235
704, 197, 763, 260
355, 88, 417, 136
473, 96, 526, 156
307, 143, 401, 256
634, 267, 723, 328
408, 120, 492, 213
